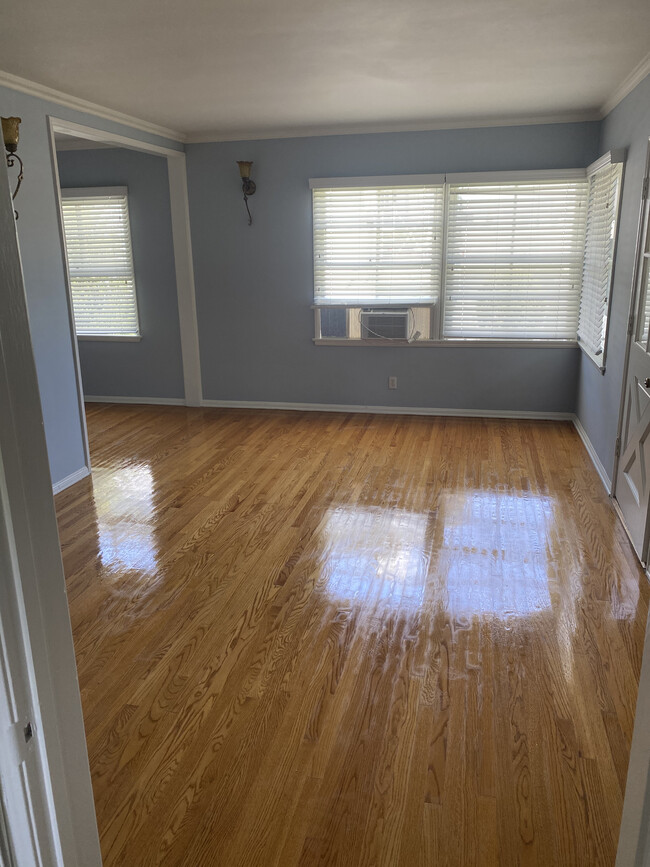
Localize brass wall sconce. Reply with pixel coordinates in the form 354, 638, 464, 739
2, 116, 23, 219
237, 160, 256, 226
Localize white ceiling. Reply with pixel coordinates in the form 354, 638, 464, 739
2, 0, 650, 141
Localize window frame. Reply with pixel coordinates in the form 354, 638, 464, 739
576, 150, 626, 372
60, 186, 141, 341
311, 168, 620, 348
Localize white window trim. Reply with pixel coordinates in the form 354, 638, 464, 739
76, 334, 141, 342
61, 185, 129, 198
60, 186, 141, 340
309, 174, 446, 189
577, 149, 626, 372
444, 168, 587, 184
314, 338, 578, 348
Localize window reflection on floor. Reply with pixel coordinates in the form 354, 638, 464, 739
321, 506, 431, 606
441, 491, 554, 617
320, 491, 556, 617
93, 464, 158, 573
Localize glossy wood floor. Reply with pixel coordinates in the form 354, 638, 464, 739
55, 405, 649, 867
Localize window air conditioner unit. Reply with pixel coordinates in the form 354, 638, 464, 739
360, 308, 409, 340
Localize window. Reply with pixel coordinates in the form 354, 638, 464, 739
311, 177, 443, 342
61, 187, 140, 338
311, 159, 624, 350
311, 177, 444, 307
577, 152, 624, 367
443, 176, 588, 340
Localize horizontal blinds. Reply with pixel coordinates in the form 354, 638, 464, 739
61, 192, 139, 337
577, 161, 623, 361
443, 180, 589, 339
313, 185, 444, 306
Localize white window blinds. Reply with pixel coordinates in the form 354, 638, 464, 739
577, 154, 624, 365
61, 188, 140, 337
443, 178, 589, 339
311, 179, 444, 306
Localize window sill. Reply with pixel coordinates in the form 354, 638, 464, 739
578, 342, 606, 373
77, 334, 142, 342
314, 338, 579, 348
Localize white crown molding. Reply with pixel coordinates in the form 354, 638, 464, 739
0, 69, 186, 143
2, 51, 648, 146
184, 110, 601, 144
601, 51, 650, 118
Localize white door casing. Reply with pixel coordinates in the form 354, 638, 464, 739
47, 117, 203, 410
0, 458, 57, 867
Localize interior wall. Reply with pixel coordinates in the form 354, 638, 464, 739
56, 147, 184, 400
185, 121, 600, 413
575, 73, 650, 483
0, 84, 182, 487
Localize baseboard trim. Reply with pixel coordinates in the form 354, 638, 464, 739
52, 465, 90, 494
84, 395, 186, 406
200, 399, 574, 421
572, 416, 612, 494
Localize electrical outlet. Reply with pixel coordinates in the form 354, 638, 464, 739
388, 376, 398, 389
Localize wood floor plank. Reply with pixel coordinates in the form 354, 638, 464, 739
55, 406, 650, 866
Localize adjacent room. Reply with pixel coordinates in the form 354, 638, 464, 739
1, 1, 650, 865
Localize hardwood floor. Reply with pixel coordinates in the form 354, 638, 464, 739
55, 405, 649, 866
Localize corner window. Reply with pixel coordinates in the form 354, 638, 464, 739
311, 159, 624, 349
577, 152, 624, 368
60, 187, 140, 338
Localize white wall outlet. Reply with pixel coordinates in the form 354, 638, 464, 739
388, 376, 398, 389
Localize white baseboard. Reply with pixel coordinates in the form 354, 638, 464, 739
52, 465, 90, 495
84, 395, 186, 406
572, 415, 612, 493
200, 399, 574, 421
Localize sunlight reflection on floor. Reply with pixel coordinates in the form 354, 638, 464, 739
321, 506, 431, 607
320, 491, 556, 617
93, 464, 158, 573
442, 491, 554, 617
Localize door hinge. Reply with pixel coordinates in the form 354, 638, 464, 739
628, 313, 635, 336
7, 718, 35, 765
643, 176, 649, 200
615, 436, 621, 458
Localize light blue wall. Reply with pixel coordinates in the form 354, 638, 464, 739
186, 122, 600, 412
56, 148, 184, 399
575, 74, 650, 480
0, 85, 182, 486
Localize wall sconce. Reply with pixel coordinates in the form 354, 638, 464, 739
2, 116, 23, 219
236, 160, 256, 226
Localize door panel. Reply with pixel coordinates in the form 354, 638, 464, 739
615, 151, 650, 560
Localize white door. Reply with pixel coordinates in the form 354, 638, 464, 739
0, 460, 58, 867
614, 145, 650, 560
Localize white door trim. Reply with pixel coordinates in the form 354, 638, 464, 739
47, 116, 203, 412
46, 120, 92, 472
